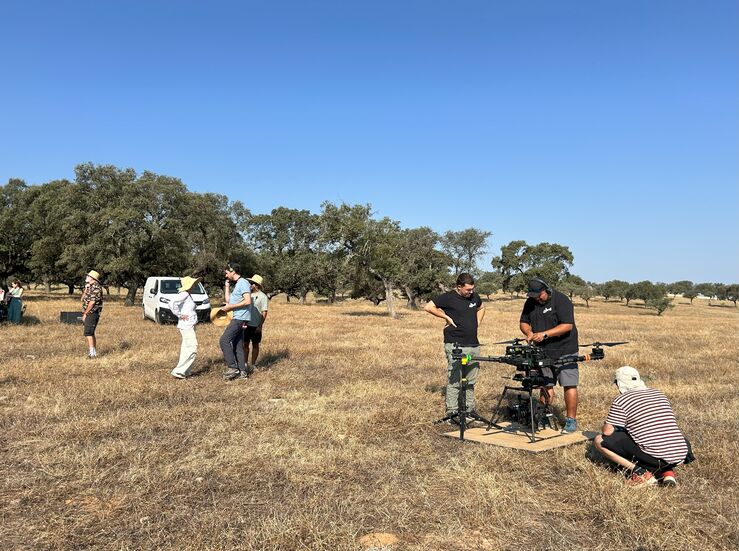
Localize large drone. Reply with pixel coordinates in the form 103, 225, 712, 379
445, 339, 628, 442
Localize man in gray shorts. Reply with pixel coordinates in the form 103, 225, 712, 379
519, 278, 580, 434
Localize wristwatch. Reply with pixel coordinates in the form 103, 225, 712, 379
543, 332, 548, 339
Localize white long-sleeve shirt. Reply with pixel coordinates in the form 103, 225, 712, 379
170, 291, 198, 329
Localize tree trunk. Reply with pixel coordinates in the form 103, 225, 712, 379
68, 284, 75, 295
404, 286, 419, 310
299, 290, 308, 305
383, 279, 397, 318
44, 277, 51, 293
124, 285, 138, 306
329, 289, 336, 304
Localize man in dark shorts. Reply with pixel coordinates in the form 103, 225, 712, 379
594, 366, 691, 486
243, 274, 269, 373
81, 270, 104, 358
424, 273, 486, 419
519, 278, 579, 433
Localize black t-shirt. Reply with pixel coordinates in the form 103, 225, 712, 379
433, 290, 483, 346
519, 289, 578, 358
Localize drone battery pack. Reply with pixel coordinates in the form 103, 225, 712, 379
60, 311, 83, 324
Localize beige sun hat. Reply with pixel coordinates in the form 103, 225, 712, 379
246, 274, 264, 286
87, 270, 101, 282
614, 366, 648, 393
210, 306, 233, 327
178, 276, 201, 293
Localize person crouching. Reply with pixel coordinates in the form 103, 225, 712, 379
594, 366, 693, 486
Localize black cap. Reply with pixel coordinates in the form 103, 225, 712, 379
527, 279, 549, 298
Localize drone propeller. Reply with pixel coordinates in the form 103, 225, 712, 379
579, 341, 629, 348
494, 338, 527, 345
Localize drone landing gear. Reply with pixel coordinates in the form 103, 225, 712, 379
487, 381, 560, 444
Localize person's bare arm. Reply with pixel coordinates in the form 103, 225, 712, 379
424, 300, 456, 327
476, 304, 486, 325
529, 322, 574, 343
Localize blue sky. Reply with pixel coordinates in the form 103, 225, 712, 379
1, 1, 737, 283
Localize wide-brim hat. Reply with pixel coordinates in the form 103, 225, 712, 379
247, 274, 264, 286
87, 270, 101, 282
178, 276, 201, 293
210, 307, 233, 327
615, 366, 647, 393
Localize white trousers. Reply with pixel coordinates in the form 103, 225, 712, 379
172, 327, 198, 377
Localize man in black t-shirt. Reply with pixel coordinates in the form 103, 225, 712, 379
519, 278, 580, 433
424, 273, 486, 416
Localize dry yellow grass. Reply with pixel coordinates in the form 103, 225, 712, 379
2, 292, 738, 550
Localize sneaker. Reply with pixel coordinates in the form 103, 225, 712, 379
238, 369, 250, 380
171, 372, 187, 380
223, 368, 240, 381
560, 417, 578, 434
660, 470, 677, 487
626, 470, 657, 486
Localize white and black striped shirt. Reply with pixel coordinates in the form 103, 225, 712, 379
606, 388, 688, 464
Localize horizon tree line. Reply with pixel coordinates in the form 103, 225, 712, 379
2, 163, 737, 317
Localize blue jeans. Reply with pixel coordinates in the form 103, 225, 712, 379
219, 319, 246, 371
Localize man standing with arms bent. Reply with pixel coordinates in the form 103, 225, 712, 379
519, 278, 579, 433
424, 273, 485, 421
219, 262, 251, 381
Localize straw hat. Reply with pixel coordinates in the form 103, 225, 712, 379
178, 276, 201, 293
87, 270, 101, 282
246, 274, 264, 287
210, 306, 233, 327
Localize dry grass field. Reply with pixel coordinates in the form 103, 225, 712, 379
2, 291, 738, 550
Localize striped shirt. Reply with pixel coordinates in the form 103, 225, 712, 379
606, 388, 688, 464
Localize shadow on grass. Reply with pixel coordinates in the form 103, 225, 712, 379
708, 303, 737, 309
343, 311, 404, 319
257, 347, 290, 371
314, 296, 350, 304
11, 315, 42, 326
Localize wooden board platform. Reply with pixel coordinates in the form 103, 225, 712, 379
443, 422, 596, 452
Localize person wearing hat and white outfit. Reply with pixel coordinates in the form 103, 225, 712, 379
594, 366, 692, 486
170, 276, 201, 379
81, 270, 104, 358
243, 274, 269, 372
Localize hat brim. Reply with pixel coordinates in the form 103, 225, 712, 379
527, 290, 540, 298
617, 380, 647, 393
210, 307, 233, 327
178, 277, 201, 293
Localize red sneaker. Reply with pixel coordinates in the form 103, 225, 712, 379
661, 470, 677, 487
626, 470, 657, 486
